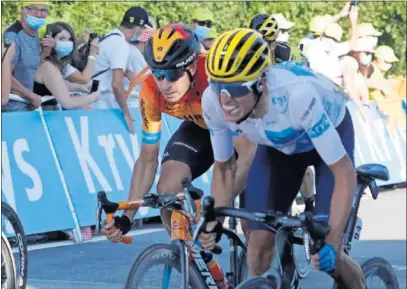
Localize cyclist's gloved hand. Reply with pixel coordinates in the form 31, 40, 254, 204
113, 215, 132, 235
317, 243, 337, 273
101, 215, 131, 243
199, 221, 223, 251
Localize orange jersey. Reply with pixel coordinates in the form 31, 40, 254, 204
139, 54, 208, 144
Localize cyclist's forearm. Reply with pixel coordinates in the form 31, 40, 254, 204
124, 157, 158, 220
211, 158, 237, 223
327, 159, 357, 249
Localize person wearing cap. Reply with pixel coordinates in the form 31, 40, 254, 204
365, 45, 400, 101
91, 6, 152, 133
201, 27, 218, 50
302, 5, 359, 87
124, 28, 154, 101
189, 8, 214, 42
2, 1, 54, 112
271, 13, 295, 43
357, 23, 382, 49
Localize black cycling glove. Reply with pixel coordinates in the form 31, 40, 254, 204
113, 215, 132, 235
203, 221, 223, 243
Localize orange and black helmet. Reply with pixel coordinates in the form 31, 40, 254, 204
144, 24, 201, 70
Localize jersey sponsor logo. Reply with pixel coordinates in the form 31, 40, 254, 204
175, 52, 197, 68
323, 100, 333, 116
300, 97, 317, 122
140, 99, 149, 129
271, 95, 288, 114
264, 127, 303, 145
181, 114, 203, 122
309, 114, 331, 138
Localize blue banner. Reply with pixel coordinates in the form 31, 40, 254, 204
1, 112, 75, 235
348, 101, 406, 185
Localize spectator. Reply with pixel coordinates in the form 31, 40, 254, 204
366, 45, 399, 101
2, 1, 55, 112
357, 22, 382, 49
340, 38, 374, 119
2, 42, 16, 106
189, 8, 214, 49
202, 27, 218, 50
33, 22, 100, 110
302, 5, 358, 86
271, 13, 295, 43
92, 6, 152, 134
124, 29, 153, 98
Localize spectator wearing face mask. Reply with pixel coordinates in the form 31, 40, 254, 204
189, 8, 214, 49
271, 13, 295, 43
33, 22, 100, 110
339, 38, 374, 120
92, 6, 152, 134
2, 1, 55, 112
202, 27, 218, 50
124, 28, 153, 102
302, 5, 359, 86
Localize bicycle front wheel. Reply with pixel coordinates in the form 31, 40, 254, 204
2, 233, 16, 289
1, 202, 28, 289
125, 243, 209, 289
236, 276, 276, 289
362, 257, 399, 289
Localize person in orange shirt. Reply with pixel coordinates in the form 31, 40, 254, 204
102, 24, 254, 241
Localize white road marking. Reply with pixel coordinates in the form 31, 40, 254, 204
14, 228, 165, 252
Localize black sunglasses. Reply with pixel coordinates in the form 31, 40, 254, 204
192, 20, 212, 28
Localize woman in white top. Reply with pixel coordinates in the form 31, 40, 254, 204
34, 22, 100, 109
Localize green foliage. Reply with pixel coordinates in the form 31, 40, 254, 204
1, 1, 405, 75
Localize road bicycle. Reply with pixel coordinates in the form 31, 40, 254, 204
96, 178, 248, 289
1, 201, 28, 289
196, 163, 400, 289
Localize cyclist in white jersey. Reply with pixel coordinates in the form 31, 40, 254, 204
199, 28, 366, 289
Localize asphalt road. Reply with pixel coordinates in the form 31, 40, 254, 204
25, 189, 406, 289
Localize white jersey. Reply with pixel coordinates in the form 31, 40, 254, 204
202, 62, 349, 166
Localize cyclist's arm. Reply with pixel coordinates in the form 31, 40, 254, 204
202, 87, 236, 209
233, 135, 256, 198
290, 85, 356, 250
124, 83, 161, 221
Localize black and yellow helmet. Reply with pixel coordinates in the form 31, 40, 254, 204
248, 14, 280, 42
206, 28, 271, 83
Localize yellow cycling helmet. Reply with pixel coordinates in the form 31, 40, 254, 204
248, 14, 280, 42
206, 28, 271, 83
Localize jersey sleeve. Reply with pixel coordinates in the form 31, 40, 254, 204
202, 87, 234, 162
289, 84, 347, 165
139, 77, 162, 144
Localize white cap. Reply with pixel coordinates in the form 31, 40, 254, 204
271, 13, 295, 30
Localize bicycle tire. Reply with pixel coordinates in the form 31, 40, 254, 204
362, 257, 399, 289
1, 202, 28, 289
125, 243, 209, 289
2, 233, 16, 289
235, 276, 276, 289
237, 247, 248, 283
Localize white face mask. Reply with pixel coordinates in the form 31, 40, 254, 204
360, 54, 372, 66
277, 31, 289, 42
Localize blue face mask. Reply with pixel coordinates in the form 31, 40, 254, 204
130, 35, 139, 42
25, 13, 46, 30
55, 41, 73, 57
194, 26, 210, 41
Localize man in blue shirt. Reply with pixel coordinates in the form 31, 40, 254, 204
3, 1, 55, 112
